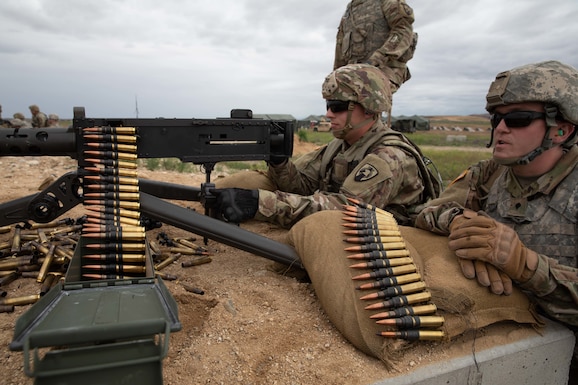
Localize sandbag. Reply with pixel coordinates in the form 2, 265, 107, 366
213, 170, 277, 191
287, 209, 542, 367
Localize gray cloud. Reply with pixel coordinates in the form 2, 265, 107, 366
0, 0, 576, 120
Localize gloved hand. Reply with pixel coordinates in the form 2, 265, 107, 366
267, 155, 287, 166
449, 210, 514, 294
448, 213, 538, 283
211, 188, 259, 224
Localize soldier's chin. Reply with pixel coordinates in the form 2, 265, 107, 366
331, 128, 346, 139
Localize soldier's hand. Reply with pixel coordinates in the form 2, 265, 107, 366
211, 188, 259, 224
457, 259, 513, 295
448, 214, 538, 283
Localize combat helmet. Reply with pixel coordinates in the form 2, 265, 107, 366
485, 60, 578, 164
322, 63, 392, 114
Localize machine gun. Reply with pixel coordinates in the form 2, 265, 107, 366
0, 107, 300, 266
0, 107, 301, 384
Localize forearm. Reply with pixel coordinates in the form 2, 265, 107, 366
268, 160, 318, 196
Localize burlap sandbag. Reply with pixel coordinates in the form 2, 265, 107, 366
286, 210, 542, 367
213, 170, 277, 191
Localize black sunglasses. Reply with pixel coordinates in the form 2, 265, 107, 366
490, 111, 546, 129
326, 100, 351, 113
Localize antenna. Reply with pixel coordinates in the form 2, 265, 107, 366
135, 95, 139, 118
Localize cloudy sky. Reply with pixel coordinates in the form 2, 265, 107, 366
1, 0, 577, 120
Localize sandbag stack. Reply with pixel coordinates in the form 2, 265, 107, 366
343, 198, 445, 341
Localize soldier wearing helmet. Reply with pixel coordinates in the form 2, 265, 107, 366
211, 64, 438, 228
415, 61, 578, 331
334, 0, 417, 93
29, 104, 48, 128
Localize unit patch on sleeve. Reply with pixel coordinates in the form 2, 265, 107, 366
354, 164, 379, 182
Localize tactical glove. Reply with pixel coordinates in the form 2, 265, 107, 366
212, 188, 259, 224
449, 210, 513, 295
448, 213, 538, 283
267, 155, 287, 166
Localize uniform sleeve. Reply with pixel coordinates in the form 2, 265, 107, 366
520, 255, 578, 327
267, 146, 325, 195
256, 146, 424, 228
369, 0, 415, 65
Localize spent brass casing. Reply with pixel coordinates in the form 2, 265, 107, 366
155, 271, 178, 281
168, 247, 209, 256
376, 315, 445, 328
175, 238, 208, 252
0, 258, 33, 271
83, 126, 136, 135
344, 242, 406, 252
0, 271, 20, 286
84, 150, 138, 161
49, 225, 84, 236
364, 291, 432, 310
154, 253, 182, 271
349, 257, 414, 270
36, 244, 56, 283
37, 229, 49, 244
39, 273, 57, 296
10, 226, 22, 253
83, 134, 137, 144
359, 281, 427, 301
85, 142, 137, 153
83, 192, 140, 201
356, 272, 422, 290
377, 330, 445, 341
181, 256, 212, 268
84, 175, 139, 186
0, 305, 14, 313
27, 218, 74, 230
347, 249, 411, 260
148, 240, 162, 255
182, 284, 205, 295
0, 225, 12, 234
0, 294, 40, 306
370, 303, 438, 320
351, 264, 417, 280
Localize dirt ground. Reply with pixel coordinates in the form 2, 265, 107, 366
0, 137, 539, 385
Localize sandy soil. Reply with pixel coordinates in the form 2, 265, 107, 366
0, 137, 538, 385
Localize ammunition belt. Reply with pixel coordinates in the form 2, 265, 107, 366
343, 198, 445, 341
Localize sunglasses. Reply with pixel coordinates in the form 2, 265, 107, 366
326, 100, 351, 113
490, 111, 546, 129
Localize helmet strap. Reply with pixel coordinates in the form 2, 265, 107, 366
333, 102, 376, 139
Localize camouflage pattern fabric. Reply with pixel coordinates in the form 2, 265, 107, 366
334, 0, 416, 91
415, 145, 578, 327
31, 111, 48, 128
255, 120, 425, 228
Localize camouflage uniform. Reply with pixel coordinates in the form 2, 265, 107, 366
255, 119, 426, 228
416, 61, 578, 327
334, 0, 417, 92
29, 105, 48, 128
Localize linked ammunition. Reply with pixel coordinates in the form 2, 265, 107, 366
85, 206, 141, 219
85, 183, 140, 193
343, 204, 394, 219
351, 264, 416, 280
181, 255, 212, 267
359, 281, 427, 300
83, 231, 146, 242
344, 236, 404, 244
0, 294, 40, 306
84, 158, 137, 169
364, 291, 432, 310
377, 330, 445, 341
82, 274, 125, 280
85, 142, 137, 153
82, 224, 145, 233
349, 257, 414, 270
356, 272, 422, 290
82, 264, 147, 274
346, 198, 394, 217
84, 150, 138, 161
86, 215, 141, 227
83, 254, 147, 264
83, 192, 140, 201
84, 243, 147, 252
370, 304, 438, 319
83, 134, 137, 144
375, 315, 445, 328
344, 242, 406, 252
36, 244, 56, 283
342, 228, 401, 237
84, 166, 138, 178
84, 175, 139, 186
347, 249, 411, 260
83, 126, 136, 135
84, 200, 140, 210
342, 222, 399, 231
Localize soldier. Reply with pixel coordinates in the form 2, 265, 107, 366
10, 113, 32, 128
29, 104, 48, 128
334, 0, 417, 94
415, 61, 578, 332
212, 63, 440, 228
47, 113, 60, 127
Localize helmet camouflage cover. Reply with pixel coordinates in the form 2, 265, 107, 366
486, 60, 578, 125
322, 63, 392, 114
